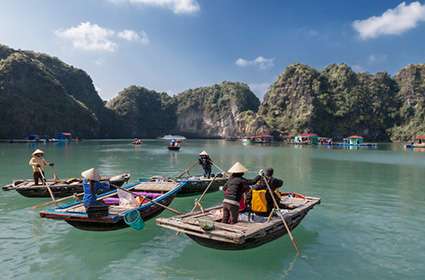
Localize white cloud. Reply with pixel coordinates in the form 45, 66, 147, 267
55, 22, 149, 52
353, 1, 425, 40
235, 56, 274, 70
111, 0, 200, 14
117, 30, 150, 44
55, 22, 117, 52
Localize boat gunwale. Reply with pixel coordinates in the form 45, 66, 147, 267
40, 179, 187, 222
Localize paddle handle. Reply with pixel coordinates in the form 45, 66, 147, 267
39, 167, 57, 205
262, 175, 300, 256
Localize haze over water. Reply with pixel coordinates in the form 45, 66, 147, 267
0, 140, 424, 279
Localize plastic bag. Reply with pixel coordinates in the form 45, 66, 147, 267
117, 189, 139, 208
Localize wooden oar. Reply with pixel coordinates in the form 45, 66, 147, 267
212, 162, 230, 177
32, 192, 83, 209
110, 184, 182, 215
175, 161, 198, 179
39, 167, 57, 205
262, 174, 300, 256
190, 174, 219, 213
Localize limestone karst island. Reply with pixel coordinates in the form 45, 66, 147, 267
0, 1, 423, 279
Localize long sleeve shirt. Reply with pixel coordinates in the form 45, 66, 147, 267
82, 179, 110, 207
29, 156, 48, 172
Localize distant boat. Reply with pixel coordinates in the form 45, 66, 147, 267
405, 135, 425, 149
162, 135, 186, 140
132, 138, 143, 145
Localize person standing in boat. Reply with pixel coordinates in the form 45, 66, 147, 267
198, 151, 213, 178
81, 168, 110, 214
222, 162, 256, 224
28, 149, 53, 185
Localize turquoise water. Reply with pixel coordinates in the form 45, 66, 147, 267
0, 140, 424, 279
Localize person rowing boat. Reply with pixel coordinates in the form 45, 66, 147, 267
28, 149, 54, 185
198, 150, 213, 178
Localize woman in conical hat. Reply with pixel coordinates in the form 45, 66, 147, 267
222, 162, 256, 224
198, 150, 213, 178
81, 168, 110, 212
29, 149, 52, 185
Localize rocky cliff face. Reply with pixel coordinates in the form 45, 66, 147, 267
0, 49, 100, 138
390, 64, 425, 141
175, 81, 261, 138
3, 43, 425, 140
258, 63, 400, 140
106, 86, 176, 137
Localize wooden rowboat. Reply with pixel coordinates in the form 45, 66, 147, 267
156, 193, 320, 250
2, 173, 130, 198
149, 175, 228, 197
39, 180, 185, 231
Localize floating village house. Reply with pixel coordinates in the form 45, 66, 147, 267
344, 135, 364, 145
294, 133, 319, 145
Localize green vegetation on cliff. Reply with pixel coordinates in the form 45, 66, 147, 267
2, 43, 425, 141
106, 86, 176, 137
259, 63, 401, 140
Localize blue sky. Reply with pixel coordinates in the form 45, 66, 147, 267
1, 0, 425, 100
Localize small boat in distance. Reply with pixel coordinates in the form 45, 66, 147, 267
291, 133, 319, 145
40, 180, 185, 231
405, 135, 425, 149
2, 173, 130, 198
132, 138, 142, 145
157, 192, 320, 250
168, 139, 181, 151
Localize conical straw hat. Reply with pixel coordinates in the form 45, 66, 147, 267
199, 150, 208, 156
32, 149, 44, 156
81, 168, 101, 181
228, 162, 248, 173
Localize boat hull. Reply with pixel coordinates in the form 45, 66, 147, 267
63, 195, 175, 231
168, 146, 180, 151
186, 210, 307, 250
40, 180, 183, 232
4, 173, 130, 198
177, 177, 227, 197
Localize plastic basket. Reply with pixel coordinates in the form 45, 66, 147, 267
124, 210, 144, 230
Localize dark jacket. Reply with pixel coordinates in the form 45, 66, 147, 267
249, 176, 284, 215
223, 176, 255, 202
198, 156, 212, 168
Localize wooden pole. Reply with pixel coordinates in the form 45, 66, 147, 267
110, 184, 182, 215
39, 167, 57, 205
32, 192, 82, 209
190, 174, 219, 213
175, 161, 198, 179
212, 162, 229, 177
262, 174, 300, 256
